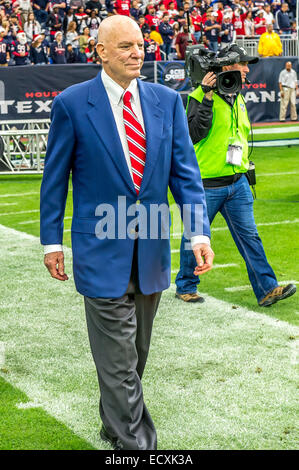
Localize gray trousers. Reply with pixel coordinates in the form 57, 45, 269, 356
84, 246, 161, 450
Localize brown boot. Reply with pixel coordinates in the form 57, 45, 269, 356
258, 284, 296, 307
175, 292, 205, 303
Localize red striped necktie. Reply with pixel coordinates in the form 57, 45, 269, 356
123, 90, 146, 195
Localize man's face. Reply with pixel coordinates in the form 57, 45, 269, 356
286, 62, 292, 71
282, 3, 288, 11
267, 24, 273, 33
224, 61, 249, 84
97, 22, 144, 86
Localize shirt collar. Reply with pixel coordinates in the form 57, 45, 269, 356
101, 68, 139, 106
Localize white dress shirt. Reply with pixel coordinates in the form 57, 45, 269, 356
43, 69, 209, 254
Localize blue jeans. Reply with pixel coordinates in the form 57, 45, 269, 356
175, 175, 278, 302
208, 41, 218, 53
160, 42, 172, 60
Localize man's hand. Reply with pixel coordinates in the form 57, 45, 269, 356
44, 251, 69, 281
202, 71, 216, 100
192, 243, 214, 275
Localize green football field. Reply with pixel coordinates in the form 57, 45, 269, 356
0, 143, 298, 450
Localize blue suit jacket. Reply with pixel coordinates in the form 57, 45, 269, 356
40, 72, 210, 298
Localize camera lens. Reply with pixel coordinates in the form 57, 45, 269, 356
216, 71, 242, 95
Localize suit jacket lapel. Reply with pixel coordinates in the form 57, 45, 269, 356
138, 79, 164, 196
86, 73, 136, 194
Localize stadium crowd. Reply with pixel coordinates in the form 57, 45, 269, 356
0, 0, 297, 65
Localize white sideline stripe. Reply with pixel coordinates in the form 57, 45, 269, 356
16, 402, 43, 410
225, 280, 299, 292
257, 171, 299, 177
253, 139, 299, 147
212, 219, 299, 232
0, 192, 39, 198
171, 263, 238, 273
0, 224, 298, 450
0, 209, 39, 216
253, 126, 299, 135
0, 202, 17, 207
18, 216, 72, 226
0, 188, 72, 198
172, 219, 299, 237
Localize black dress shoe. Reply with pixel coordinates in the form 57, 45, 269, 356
100, 426, 122, 450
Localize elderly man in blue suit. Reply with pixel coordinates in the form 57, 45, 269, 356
40, 15, 214, 450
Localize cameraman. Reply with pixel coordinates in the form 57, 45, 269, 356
175, 44, 296, 307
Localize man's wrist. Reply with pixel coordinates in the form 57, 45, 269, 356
43, 244, 63, 255
190, 235, 211, 248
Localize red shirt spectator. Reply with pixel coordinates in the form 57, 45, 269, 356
114, 0, 130, 16
163, 0, 178, 9
175, 25, 196, 60
254, 11, 267, 35
145, 5, 160, 29
232, 10, 247, 36
190, 10, 202, 32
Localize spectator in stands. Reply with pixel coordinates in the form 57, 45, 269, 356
174, 8, 187, 28
86, 8, 101, 39
204, 11, 221, 52
290, 20, 297, 38
10, 30, 30, 64
63, 8, 77, 34
8, 13, 21, 42
105, 0, 116, 15
276, 2, 291, 34
158, 12, 174, 59
30, 33, 49, 63
17, 0, 32, 26
114, 0, 130, 16
232, 7, 247, 36
175, 22, 196, 59
150, 24, 163, 46
138, 15, 150, 35
279, 61, 298, 121
66, 20, 79, 53
85, 36, 99, 62
244, 10, 255, 37
24, 11, 41, 43
69, 0, 85, 10
40, 29, 50, 55
263, 3, 275, 24
258, 23, 282, 56
219, 11, 235, 48
50, 30, 66, 63
32, 0, 49, 26
46, 4, 63, 42
0, 25, 10, 65
66, 42, 80, 62
85, 0, 102, 15
75, 5, 89, 33
254, 9, 267, 34
145, 4, 160, 29
79, 25, 90, 62
166, 1, 178, 19
143, 29, 157, 61
130, 0, 141, 22
190, 6, 202, 43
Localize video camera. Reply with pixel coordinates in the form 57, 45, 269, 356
185, 45, 242, 95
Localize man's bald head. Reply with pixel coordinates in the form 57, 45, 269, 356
98, 15, 141, 44
96, 15, 144, 89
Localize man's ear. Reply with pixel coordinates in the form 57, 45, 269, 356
97, 42, 106, 63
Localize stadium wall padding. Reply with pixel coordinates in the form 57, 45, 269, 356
0, 58, 298, 123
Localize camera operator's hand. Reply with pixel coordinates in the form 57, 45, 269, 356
202, 71, 216, 100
